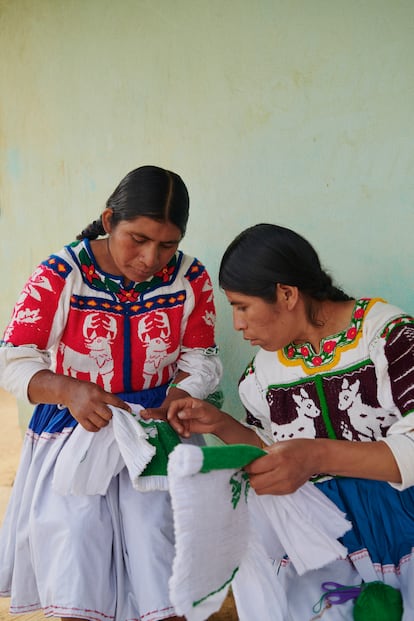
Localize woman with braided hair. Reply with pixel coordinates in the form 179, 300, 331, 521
150, 223, 414, 620
0, 165, 222, 621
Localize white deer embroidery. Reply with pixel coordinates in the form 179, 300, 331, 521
270, 387, 320, 440
338, 378, 397, 441
4, 267, 53, 340
60, 313, 117, 391
137, 311, 179, 389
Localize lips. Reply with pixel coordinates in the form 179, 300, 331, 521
131, 267, 155, 281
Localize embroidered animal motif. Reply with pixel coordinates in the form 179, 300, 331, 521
60, 313, 116, 391
337, 378, 397, 440
3, 267, 53, 340
137, 311, 179, 388
270, 387, 320, 440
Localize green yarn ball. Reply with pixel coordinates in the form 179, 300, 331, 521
353, 581, 403, 621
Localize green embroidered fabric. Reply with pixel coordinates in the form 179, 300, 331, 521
139, 420, 181, 477
200, 444, 266, 473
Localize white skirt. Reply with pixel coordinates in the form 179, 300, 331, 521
0, 425, 178, 621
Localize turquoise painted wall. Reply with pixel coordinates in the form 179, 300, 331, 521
1, 0, 413, 427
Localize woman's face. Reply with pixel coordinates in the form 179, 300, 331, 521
106, 214, 182, 283
225, 287, 302, 351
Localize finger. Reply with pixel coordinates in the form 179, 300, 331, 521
116, 399, 132, 412
94, 404, 114, 422
91, 410, 113, 427
244, 455, 270, 474
104, 394, 132, 413
248, 470, 301, 495
248, 473, 277, 494
81, 423, 101, 432
79, 417, 102, 433
176, 407, 199, 420
167, 399, 192, 417
167, 412, 187, 435
141, 408, 168, 421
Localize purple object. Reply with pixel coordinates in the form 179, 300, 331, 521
321, 581, 362, 605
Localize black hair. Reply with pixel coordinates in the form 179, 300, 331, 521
219, 223, 352, 324
77, 165, 189, 240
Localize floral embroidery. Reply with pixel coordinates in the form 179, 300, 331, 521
229, 471, 250, 508
81, 263, 101, 285
283, 299, 371, 369
77, 246, 178, 301
241, 358, 255, 379
117, 289, 140, 303
323, 340, 336, 354
380, 315, 414, 340
155, 264, 175, 282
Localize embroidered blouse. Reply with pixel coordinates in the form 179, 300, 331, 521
238, 298, 414, 489
0, 239, 222, 401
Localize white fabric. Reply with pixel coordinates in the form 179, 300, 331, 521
0, 344, 51, 402
231, 535, 289, 621
168, 444, 250, 621
249, 485, 350, 576
52, 404, 167, 495
380, 413, 414, 489
174, 346, 223, 399
167, 444, 351, 621
1, 426, 178, 621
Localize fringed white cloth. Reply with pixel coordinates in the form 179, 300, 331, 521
168, 444, 253, 621
167, 443, 352, 621
249, 487, 351, 576
52, 404, 173, 495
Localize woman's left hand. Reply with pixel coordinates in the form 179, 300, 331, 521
245, 439, 318, 495
245, 436, 403, 494
141, 385, 190, 424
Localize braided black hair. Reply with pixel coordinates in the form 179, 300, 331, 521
77, 165, 189, 240
219, 223, 352, 325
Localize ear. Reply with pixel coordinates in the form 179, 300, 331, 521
276, 284, 299, 310
101, 208, 113, 234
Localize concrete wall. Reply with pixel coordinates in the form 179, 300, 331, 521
1, 0, 413, 426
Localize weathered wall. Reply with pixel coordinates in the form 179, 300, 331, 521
1, 0, 413, 425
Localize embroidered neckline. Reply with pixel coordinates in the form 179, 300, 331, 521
281, 298, 371, 369
71, 239, 179, 302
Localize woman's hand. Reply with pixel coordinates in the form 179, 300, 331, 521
245, 436, 403, 494
144, 397, 262, 447
143, 397, 223, 438
63, 381, 131, 432
245, 439, 319, 495
140, 385, 191, 424
27, 370, 131, 432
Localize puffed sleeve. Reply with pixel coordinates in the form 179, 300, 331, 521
372, 320, 414, 489
237, 355, 274, 446
0, 255, 71, 401
172, 259, 223, 399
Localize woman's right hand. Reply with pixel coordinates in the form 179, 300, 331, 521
64, 380, 131, 432
159, 397, 259, 447
156, 397, 224, 438
27, 370, 131, 432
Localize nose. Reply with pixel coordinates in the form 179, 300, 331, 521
233, 309, 246, 331
141, 243, 159, 269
